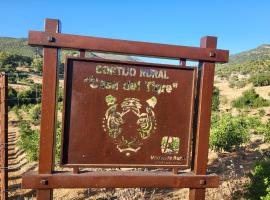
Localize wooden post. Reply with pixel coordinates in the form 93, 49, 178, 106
189, 36, 217, 200
37, 19, 60, 200
0, 74, 8, 200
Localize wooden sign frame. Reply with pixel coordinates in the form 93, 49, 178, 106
22, 19, 229, 200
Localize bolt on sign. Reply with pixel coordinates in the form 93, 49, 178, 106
22, 19, 229, 200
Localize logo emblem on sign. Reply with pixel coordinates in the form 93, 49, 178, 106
103, 95, 157, 156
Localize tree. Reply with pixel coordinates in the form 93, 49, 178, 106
0, 51, 31, 71
8, 86, 18, 107
31, 56, 43, 72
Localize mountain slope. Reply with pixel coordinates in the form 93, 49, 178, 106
0, 37, 137, 61
0, 37, 42, 57
229, 45, 270, 64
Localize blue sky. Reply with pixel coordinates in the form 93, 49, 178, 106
1, 1, 270, 54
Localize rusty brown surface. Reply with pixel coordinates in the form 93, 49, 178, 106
28, 31, 229, 63
189, 36, 217, 200
61, 57, 197, 168
36, 18, 60, 200
22, 171, 219, 189
0, 74, 8, 200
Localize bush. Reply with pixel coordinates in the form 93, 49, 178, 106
229, 79, 248, 89
18, 115, 62, 162
58, 87, 64, 102
256, 120, 270, 142
247, 116, 262, 130
17, 77, 34, 85
17, 83, 42, 105
18, 121, 40, 161
250, 73, 270, 87
259, 109, 266, 117
264, 120, 270, 142
232, 88, 270, 108
210, 114, 250, 152
246, 159, 270, 200
29, 104, 41, 125
31, 56, 43, 72
212, 86, 220, 111
8, 86, 17, 107
55, 124, 62, 163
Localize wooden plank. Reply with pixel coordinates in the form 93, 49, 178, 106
22, 171, 219, 189
37, 18, 60, 200
189, 36, 217, 200
0, 74, 8, 200
28, 31, 229, 63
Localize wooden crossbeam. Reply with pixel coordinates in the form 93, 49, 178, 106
28, 31, 229, 63
22, 171, 219, 189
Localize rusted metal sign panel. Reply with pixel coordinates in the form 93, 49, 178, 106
61, 57, 197, 168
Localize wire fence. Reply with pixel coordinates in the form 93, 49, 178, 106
4, 71, 65, 109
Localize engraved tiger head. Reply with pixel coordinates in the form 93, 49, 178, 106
102, 95, 157, 156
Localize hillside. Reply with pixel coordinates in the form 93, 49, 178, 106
229, 44, 270, 64
0, 37, 136, 61
216, 45, 270, 81
0, 37, 42, 57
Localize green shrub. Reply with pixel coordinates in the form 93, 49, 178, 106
210, 114, 250, 152
229, 79, 248, 89
17, 77, 34, 85
232, 88, 270, 108
21, 104, 32, 113
212, 86, 220, 111
18, 121, 40, 161
258, 120, 270, 142
55, 124, 62, 163
261, 184, 270, 200
246, 159, 270, 200
8, 86, 17, 107
31, 56, 43, 72
246, 116, 262, 129
29, 104, 41, 125
259, 109, 266, 117
18, 117, 62, 162
58, 87, 64, 102
264, 120, 270, 142
17, 83, 42, 105
250, 73, 270, 87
